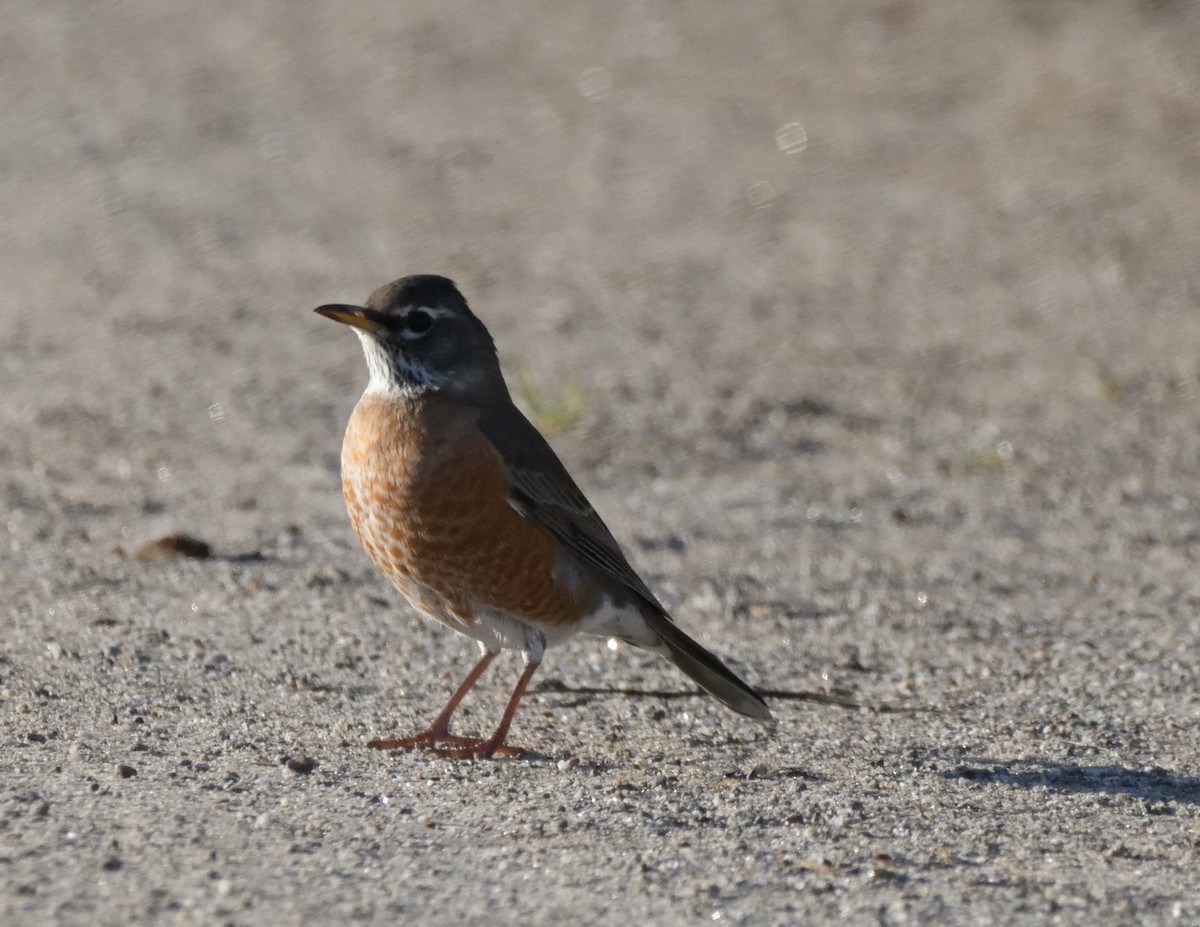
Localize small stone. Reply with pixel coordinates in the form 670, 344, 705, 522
27, 732, 47, 743
129, 533, 212, 561
285, 755, 317, 775
276, 525, 303, 548
116, 764, 137, 779
102, 857, 122, 871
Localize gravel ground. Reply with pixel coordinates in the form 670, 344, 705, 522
3, 1, 1200, 924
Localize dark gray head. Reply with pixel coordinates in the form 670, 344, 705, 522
315, 275, 506, 400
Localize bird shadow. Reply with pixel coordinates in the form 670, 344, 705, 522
532, 679, 926, 714
941, 757, 1200, 805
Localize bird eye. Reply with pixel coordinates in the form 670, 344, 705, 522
405, 309, 433, 335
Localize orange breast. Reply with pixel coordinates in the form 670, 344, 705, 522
340, 392, 587, 631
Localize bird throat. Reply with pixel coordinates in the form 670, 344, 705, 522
357, 332, 447, 397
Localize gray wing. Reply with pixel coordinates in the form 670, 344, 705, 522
480, 403, 773, 721
477, 403, 667, 615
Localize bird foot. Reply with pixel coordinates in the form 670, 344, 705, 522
367, 730, 525, 759
429, 739, 526, 760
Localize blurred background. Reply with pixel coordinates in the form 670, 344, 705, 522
3, 0, 1198, 541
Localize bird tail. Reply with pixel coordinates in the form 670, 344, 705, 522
644, 611, 773, 721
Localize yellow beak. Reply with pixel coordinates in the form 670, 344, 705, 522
314, 304, 389, 335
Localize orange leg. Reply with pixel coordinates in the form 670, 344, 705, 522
367, 653, 540, 759
367, 650, 497, 752
433, 659, 540, 759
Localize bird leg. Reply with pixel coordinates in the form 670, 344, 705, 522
367, 650, 498, 751
431, 658, 540, 759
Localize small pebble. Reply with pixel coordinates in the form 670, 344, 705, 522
129, 533, 212, 561
116, 764, 137, 779
285, 755, 318, 775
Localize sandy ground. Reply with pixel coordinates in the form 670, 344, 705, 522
3, 1, 1200, 924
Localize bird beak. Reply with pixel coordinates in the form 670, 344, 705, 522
314, 304, 389, 335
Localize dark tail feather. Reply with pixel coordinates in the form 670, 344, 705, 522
646, 612, 773, 721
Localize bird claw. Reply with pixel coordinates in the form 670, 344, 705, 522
367, 731, 474, 751
430, 740, 526, 760
367, 730, 526, 759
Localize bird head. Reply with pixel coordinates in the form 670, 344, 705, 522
316, 275, 506, 401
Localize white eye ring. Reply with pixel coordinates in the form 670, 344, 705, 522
400, 308, 434, 340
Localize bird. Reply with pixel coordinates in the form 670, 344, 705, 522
315, 274, 771, 758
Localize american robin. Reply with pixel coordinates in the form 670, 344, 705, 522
316, 275, 771, 758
